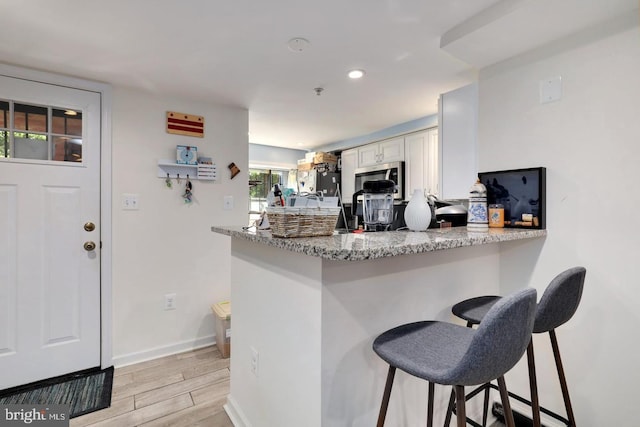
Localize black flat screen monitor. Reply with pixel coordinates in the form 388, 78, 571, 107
478, 167, 546, 229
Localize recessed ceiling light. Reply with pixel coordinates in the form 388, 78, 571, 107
348, 69, 365, 79
64, 110, 78, 116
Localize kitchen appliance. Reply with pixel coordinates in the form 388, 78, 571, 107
354, 161, 404, 201
435, 204, 468, 227
352, 180, 395, 232
297, 169, 341, 197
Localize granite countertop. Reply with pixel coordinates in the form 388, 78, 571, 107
211, 226, 547, 261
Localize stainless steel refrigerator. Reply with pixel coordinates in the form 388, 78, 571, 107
296, 169, 341, 197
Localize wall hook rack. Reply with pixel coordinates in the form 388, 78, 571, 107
157, 159, 217, 181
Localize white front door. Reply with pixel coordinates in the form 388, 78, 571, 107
0, 75, 101, 389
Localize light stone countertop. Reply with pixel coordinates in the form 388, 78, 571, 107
211, 226, 547, 261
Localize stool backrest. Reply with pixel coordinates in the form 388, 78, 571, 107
452, 288, 537, 386
534, 266, 586, 333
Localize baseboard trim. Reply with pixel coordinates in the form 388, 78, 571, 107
225, 394, 251, 427
112, 335, 215, 368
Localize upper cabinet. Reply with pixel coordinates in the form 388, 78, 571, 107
337, 82, 476, 203
340, 148, 358, 203
404, 129, 439, 198
438, 83, 478, 200
357, 136, 404, 167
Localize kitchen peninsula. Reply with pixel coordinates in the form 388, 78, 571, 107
211, 226, 546, 427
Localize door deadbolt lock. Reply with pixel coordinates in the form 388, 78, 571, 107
84, 222, 96, 232
84, 241, 96, 252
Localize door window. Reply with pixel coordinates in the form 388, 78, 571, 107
0, 99, 83, 162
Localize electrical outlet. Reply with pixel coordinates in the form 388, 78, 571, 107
250, 346, 259, 377
164, 293, 176, 310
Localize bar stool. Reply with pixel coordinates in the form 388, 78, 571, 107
372, 288, 537, 427
445, 266, 586, 427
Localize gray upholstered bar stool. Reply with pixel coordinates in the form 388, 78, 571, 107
445, 266, 586, 427
372, 288, 537, 427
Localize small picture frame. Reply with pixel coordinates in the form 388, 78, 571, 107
176, 145, 198, 165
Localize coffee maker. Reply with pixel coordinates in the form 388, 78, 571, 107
352, 180, 396, 231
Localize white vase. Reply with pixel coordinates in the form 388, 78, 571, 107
404, 189, 431, 231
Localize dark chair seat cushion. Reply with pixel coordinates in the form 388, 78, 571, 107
452, 267, 587, 334
452, 296, 500, 325
373, 321, 475, 385
373, 288, 537, 388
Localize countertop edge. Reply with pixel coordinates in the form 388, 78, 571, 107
212, 226, 547, 261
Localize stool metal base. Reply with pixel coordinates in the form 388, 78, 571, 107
444, 328, 576, 427
445, 381, 572, 427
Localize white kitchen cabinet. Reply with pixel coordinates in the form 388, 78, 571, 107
339, 148, 358, 203
357, 136, 404, 167
439, 82, 478, 199
404, 128, 439, 200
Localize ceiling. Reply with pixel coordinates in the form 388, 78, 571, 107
0, 0, 636, 150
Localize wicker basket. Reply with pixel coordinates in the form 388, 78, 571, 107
266, 206, 341, 238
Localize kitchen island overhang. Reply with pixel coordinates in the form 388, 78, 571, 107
212, 226, 546, 427
211, 226, 547, 261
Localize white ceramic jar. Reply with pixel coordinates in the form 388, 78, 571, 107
467, 179, 488, 231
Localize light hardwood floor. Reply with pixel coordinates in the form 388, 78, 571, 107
71, 346, 233, 427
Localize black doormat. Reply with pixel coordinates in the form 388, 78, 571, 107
0, 366, 114, 419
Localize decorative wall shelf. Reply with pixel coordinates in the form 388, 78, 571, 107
157, 160, 217, 181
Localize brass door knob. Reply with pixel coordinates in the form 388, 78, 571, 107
84, 222, 96, 232
84, 241, 96, 251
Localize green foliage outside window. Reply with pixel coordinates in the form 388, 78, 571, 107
249, 169, 285, 199
0, 132, 6, 157
249, 169, 287, 214
0, 131, 47, 158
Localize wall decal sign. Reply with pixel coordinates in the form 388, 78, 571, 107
166, 111, 204, 137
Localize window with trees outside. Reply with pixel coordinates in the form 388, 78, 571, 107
249, 168, 296, 223
0, 99, 83, 162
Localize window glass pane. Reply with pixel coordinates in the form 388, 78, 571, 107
13, 132, 48, 160
0, 100, 8, 129
52, 136, 82, 162
14, 103, 48, 132
52, 108, 82, 136
249, 169, 287, 213
0, 130, 8, 158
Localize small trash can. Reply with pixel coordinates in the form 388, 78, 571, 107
211, 301, 231, 358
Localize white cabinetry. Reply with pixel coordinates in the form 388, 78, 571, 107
404, 129, 439, 199
439, 83, 478, 199
357, 136, 404, 167
339, 148, 358, 203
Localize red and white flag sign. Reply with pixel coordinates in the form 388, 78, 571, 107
166, 111, 204, 137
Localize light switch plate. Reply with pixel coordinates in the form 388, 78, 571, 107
122, 193, 140, 210
223, 195, 233, 210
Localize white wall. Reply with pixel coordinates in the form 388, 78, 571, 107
249, 143, 306, 169
479, 19, 639, 426
111, 86, 248, 365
